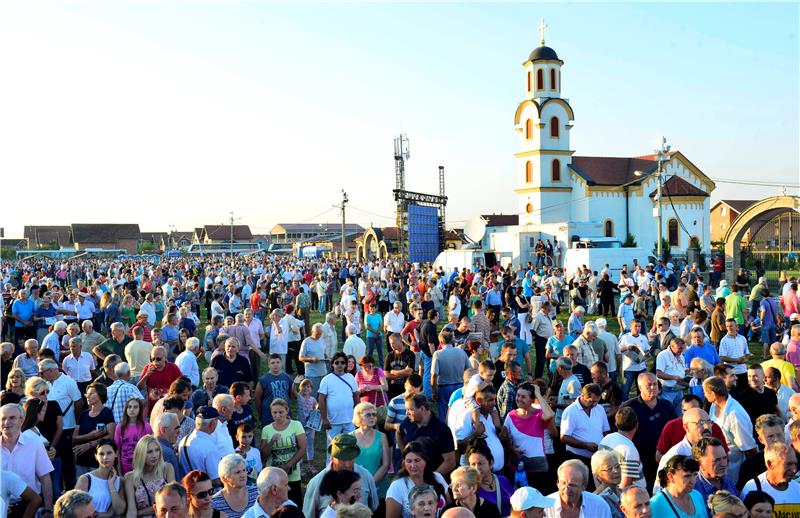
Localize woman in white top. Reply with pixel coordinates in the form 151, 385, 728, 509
318, 469, 362, 518
75, 439, 126, 518
386, 441, 449, 518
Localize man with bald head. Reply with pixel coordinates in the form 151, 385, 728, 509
761, 341, 800, 391
137, 345, 183, 412
620, 371, 677, 489
440, 508, 476, 518
653, 406, 714, 490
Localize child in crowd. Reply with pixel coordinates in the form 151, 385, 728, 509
229, 381, 254, 447
296, 378, 318, 476
235, 423, 262, 484
114, 397, 152, 474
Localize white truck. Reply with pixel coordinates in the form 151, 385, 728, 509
563, 238, 653, 281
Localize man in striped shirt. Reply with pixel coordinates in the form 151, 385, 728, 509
105, 362, 142, 423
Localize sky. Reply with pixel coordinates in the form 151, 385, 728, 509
1, 2, 798, 237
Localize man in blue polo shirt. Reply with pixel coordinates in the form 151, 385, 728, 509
683, 327, 721, 368
11, 289, 36, 345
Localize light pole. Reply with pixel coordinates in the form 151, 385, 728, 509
635, 136, 671, 262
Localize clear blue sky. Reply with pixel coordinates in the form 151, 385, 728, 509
1, 2, 797, 236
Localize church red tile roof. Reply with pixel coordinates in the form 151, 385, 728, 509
649, 176, 709, 198
569, 156, 658, 186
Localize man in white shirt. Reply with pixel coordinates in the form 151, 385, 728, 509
342, 324, 366, 365
62, 337, 97, 394
595, 318, 621, 381
719, 319, 751, 386
741, 442, 800, 510
243, 467, 293, 518
619, 319, 650, 399
321, 313, 338, 369
554, 357, 582, 427
140, 294, 157, 327
704, 375, 757, 484
210, 394, 235, 457
178, 406, 224, 484
599, 406, 646, 489
561, 384, 610, 467
545, 460, 611, 518
39, 358, 82, 491
655, 337, 688, 417
175, 338, 201, 388
383, 302, 406, 338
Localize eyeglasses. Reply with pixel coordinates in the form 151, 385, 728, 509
193, 490, 212, 499
38, 390, 50, 396
333, 361, 347, 365
688, 419, 712, 427
151, 357, 164, 361
362, 412, 377, 418
601, 464, 622, 472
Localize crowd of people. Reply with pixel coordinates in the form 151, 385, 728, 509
2, 253, 800, 518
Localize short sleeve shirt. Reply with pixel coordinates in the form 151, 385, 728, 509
399, 415, 455, 469
318, 372, 358, 425
261, 420, 306, 482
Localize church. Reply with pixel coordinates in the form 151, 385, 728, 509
489, 25, 716, 265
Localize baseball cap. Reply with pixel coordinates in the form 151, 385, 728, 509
510, 486, 554, 511
195, 406, 219, 420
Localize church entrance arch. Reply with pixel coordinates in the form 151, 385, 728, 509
724, 196, 800, 282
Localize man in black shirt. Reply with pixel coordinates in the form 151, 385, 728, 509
736, 364, 780, 425
397, 392, 456, 475
591, 360, 623, 421
418, 310, 439, 399
384, 334, 417, 399
564, 345, 591, 386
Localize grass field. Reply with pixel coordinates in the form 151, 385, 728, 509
198, 299, 772, 483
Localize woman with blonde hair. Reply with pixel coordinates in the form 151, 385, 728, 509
121, 294, 138, 328
260, 398, 306, 507
123, 435, 175, 518
591, 450, 624, 518
352, 402, 390, 513
440, 466, 500, 518
2, 367, 27, 404
707, 490, 746, 518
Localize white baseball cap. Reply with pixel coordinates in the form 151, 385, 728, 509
510, 486, 555, 511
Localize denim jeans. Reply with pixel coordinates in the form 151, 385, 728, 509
661, 387, 684, 416
318, 294, 327, 314
436, 383, 460, 419
421, 354, 433, 398
367, 336, 384, 365
623, 369, 643, 400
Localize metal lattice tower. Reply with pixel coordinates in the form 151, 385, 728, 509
394, 134, 410, 257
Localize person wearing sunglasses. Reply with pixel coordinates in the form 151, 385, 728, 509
182, 470, 228, 518
137, 346, 182, 413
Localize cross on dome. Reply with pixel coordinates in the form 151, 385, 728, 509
539, 18, 548, 45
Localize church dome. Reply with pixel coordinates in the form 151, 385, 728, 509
528, 45, 559, 62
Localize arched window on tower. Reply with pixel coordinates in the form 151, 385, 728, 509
527, 71, 532, 92
604, 220, 614, 237
551, 159, 561, 182
525, 119, 533, 140
668, 219, 679, 247
550, 69, 556, 90
536, 69, 544, 90
526, 161, 533, 183
550, 116, 559, 138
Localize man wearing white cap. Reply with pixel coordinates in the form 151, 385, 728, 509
510, 486, 554, 518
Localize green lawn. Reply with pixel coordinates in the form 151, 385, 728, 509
198, 300, 770, 483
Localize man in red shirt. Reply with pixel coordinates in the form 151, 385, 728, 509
137, 345, 182, 414
400, 306, 423, 353
655, 394, 728, 462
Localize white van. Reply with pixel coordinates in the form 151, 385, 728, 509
433, 249, 499, 272
563, 239, 652, 282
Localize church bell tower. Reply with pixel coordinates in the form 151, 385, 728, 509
515, 20, 575, 226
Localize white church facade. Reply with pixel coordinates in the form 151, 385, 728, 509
491, 29, 716, 265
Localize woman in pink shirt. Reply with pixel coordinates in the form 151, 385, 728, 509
354, 355, 389, 408
782, 283, 799, 318
503, 382, 555, 492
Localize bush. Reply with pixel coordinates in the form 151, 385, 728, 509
623, 233, 638, 248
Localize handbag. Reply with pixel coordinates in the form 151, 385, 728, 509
376, 386, 388, 425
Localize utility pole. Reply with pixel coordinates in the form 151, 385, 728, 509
340, 190, 348, 258
655, 136, 671, 262
228, 212, 242, 259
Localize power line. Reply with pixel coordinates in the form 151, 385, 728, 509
347, 205, 396, 221
711, 177, 799, 188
